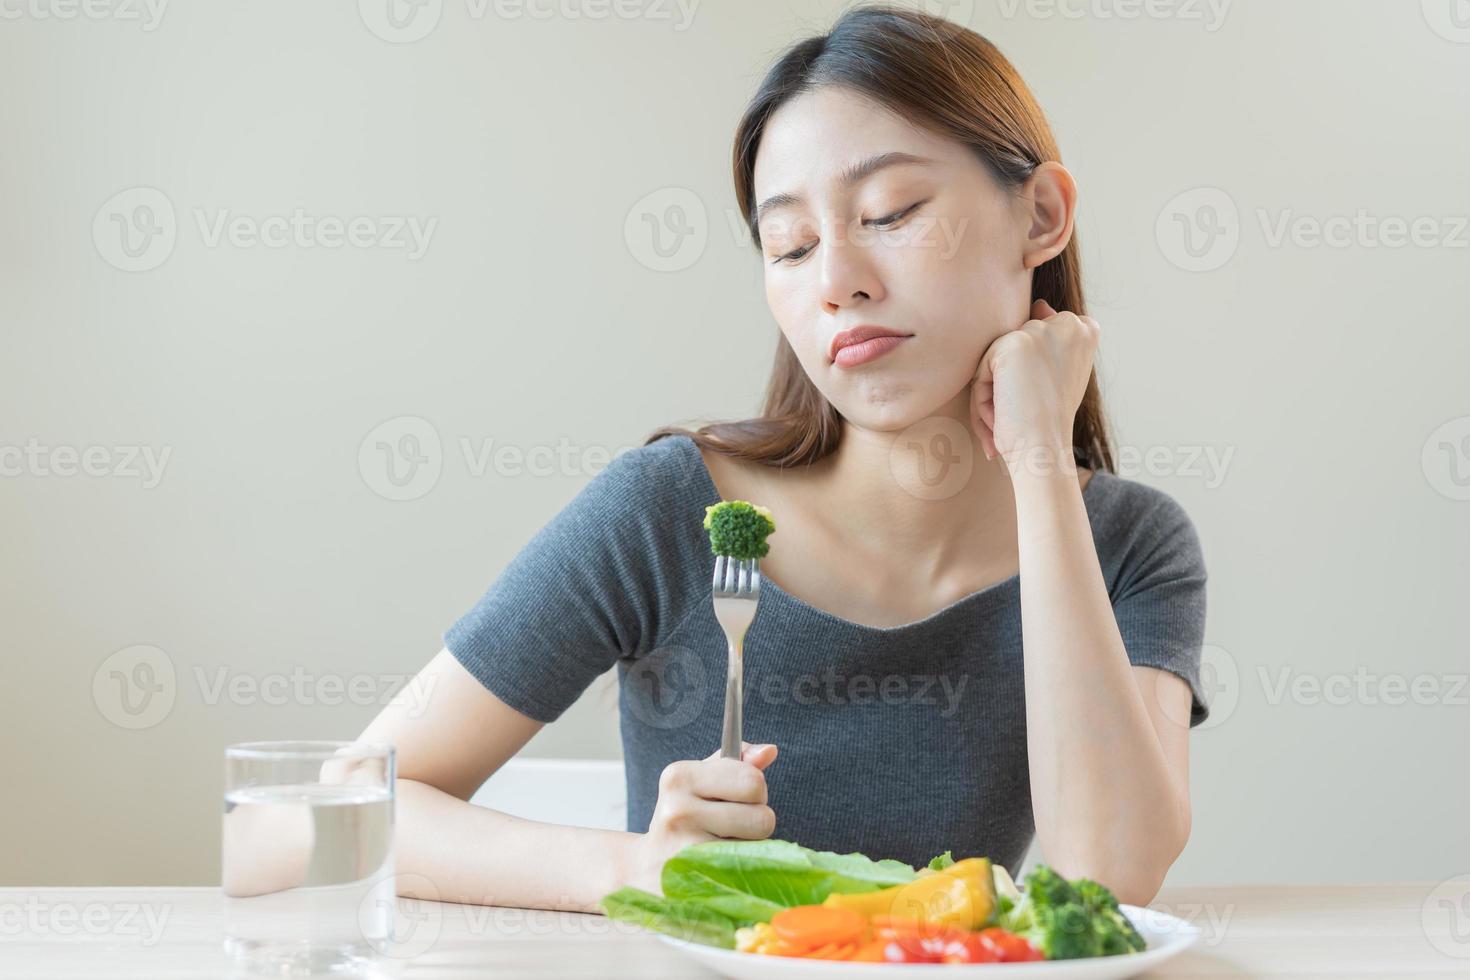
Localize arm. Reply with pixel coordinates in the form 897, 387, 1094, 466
1010, 471, 1193, 905
358, 649, 635, 912
358, 648, 779, 913
973, 299, 1194, 904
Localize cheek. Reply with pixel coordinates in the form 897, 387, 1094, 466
893, 242, 1014, 360
764, 274, 821, 363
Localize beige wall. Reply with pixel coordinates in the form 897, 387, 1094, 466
2, 0, 1466, 888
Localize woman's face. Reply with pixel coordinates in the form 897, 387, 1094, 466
753, 86, 1051, 432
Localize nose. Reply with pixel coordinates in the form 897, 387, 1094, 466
818, 234, 884, 315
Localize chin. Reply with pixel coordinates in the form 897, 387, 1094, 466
832, 386, 964, 435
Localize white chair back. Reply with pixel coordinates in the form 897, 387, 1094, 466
468, 757, 627, 831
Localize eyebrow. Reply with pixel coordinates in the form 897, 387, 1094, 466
755, 151, 934, 226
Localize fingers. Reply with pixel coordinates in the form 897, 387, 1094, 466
976, 422, 997, 461
683, 753, 772, 804
689, 799, 778, 840
704, 741, 777, 768
976, 399, 995, 431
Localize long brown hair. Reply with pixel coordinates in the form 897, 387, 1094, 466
647, 3, 1113, 474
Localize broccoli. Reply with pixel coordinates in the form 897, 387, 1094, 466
703, 500, 775, 560
1076, 878, 1147, 954
1000, 866, 1146, 961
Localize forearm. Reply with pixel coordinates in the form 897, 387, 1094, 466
394, 777, 639, 913
1011, 463, 1188, 902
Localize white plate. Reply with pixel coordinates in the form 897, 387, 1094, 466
657, 906, 1199, 979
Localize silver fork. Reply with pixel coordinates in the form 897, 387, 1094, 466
711, 555, 761, 760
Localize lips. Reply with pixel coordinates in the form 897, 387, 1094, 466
829, 325, 913, 368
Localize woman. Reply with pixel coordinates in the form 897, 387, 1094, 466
360, 4, 1207, 913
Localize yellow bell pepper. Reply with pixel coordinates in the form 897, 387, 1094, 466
821, 858, 995, 931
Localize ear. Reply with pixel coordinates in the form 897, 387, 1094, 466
1020, 161, 1078, 270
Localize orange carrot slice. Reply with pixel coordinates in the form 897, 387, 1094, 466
770, 905, 867, 952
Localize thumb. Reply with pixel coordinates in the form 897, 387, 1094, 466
1031, 297, 1057, 319
744, 742, 779, 769
706, 741, 778, 769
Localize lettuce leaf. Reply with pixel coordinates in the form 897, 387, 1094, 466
927, 850, 956, 871
599, 887, 737, 948
659, 839, 917, 922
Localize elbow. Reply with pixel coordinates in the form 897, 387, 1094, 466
1053, 802, 1191, 907
1116, 804, 1192, 906
1104, 868, 1169, 908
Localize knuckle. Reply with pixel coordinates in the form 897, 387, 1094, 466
738, 768, 766, 801
658, 761, 688, 793
753, 805, 777, 837
660, 799, 693, 829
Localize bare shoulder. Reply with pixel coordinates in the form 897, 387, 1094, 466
694, 442, 805, 502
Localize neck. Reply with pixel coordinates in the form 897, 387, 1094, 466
809, 387, 1018, 573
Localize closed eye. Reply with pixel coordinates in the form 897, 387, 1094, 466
771, 243, 813, 265
866, 200, 926, 229
769, 200, 928, 264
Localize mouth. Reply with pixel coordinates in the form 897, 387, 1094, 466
829, 325, 914, 368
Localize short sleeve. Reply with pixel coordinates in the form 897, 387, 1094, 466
1110, 493, 1211, 727
444, 448, 663, 724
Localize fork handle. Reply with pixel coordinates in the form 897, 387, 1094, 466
719, 640, 743, 760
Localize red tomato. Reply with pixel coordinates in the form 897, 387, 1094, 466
940, 932, 999, 964
883, 938, 939, 964
978, 927, 1045, 962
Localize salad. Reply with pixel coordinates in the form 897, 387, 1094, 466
600, 839, 1146, 965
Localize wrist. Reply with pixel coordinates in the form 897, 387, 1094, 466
608, 830, 658, 897
999, 437, 1077, 486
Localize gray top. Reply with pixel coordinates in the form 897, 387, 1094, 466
445, 433, 1209, 872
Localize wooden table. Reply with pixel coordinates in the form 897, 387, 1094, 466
3, 883, 1467, 977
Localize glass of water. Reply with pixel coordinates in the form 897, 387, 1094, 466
222, 740, 397, 977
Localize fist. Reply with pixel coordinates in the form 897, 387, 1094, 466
971, 298, 1100, 469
